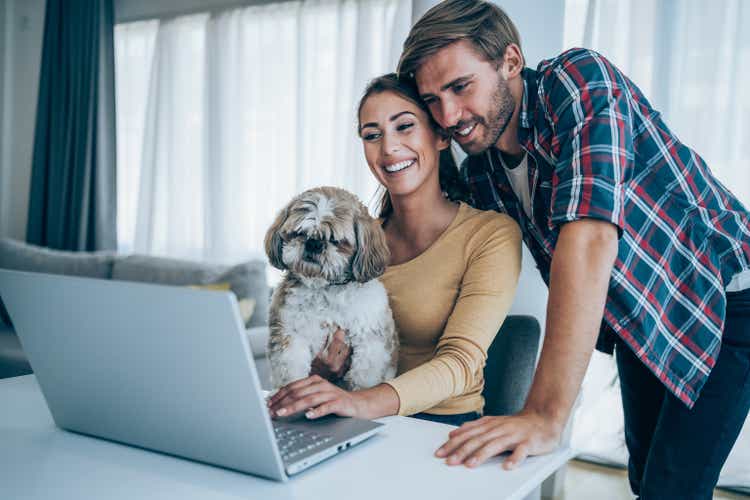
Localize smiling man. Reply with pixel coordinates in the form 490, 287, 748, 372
397, 1, 750, 499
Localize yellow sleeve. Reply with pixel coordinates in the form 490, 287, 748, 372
385, 215, 522, 416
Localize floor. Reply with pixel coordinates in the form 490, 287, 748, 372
561, 459, 749, 499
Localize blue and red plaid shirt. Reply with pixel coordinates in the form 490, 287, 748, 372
461, 48, 750, 408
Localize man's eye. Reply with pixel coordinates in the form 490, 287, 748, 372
453, 82, 469, 93
423, 97, 437, 106
397, 122, 414, 132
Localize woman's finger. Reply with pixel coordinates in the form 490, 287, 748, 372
274, 390, 335, 417
269, 375, 324, 406
271, 379, 329, 411
306, 398, 353, 419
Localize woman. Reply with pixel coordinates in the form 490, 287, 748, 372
268, 73, 521, 427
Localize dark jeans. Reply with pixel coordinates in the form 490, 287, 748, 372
616, 288, 750, 500
411, 411, 481, 427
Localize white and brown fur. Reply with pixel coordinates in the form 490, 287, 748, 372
264, 186, 398, 391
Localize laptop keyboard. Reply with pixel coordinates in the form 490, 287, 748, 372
273, 422, 334, 462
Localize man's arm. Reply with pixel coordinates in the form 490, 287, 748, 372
435, 218, 618, 469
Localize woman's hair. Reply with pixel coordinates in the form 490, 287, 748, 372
397, 0, 523, 79
357, 73, 469, 219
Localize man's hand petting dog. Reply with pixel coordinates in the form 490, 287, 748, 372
309, 327, 352, 382
267, 374, 366, 419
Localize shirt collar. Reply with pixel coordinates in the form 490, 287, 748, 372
517, 67, 538, 149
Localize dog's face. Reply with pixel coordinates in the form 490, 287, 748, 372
264, 187, 389, 285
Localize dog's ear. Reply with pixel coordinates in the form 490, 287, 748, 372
352, 211, 390, 283
264, 206, 290, 270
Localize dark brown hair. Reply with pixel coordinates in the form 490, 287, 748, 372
357, 73, 469, 219
398, 0, 523, 79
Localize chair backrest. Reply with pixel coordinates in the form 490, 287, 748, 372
482, 315, 541, 416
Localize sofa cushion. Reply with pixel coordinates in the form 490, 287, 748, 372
112, 255, 269, 327
0, 238, 115, 326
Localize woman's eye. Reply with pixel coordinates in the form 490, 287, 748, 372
396, 122, 414, 132
362, 131, 381, 141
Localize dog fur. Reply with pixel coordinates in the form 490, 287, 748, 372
264, 187, 398, 391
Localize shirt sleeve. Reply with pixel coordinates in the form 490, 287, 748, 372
385, 215, 522, 416
542, 49, 634, 235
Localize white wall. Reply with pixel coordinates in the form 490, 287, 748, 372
0, 0, 46, 241
411, 0, 565, 334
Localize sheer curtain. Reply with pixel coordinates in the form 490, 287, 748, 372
114, 0, 411, 263
565, 0, 750, 489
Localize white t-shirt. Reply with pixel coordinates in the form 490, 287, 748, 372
727, 269, 750, 292
499, 152, 532, 219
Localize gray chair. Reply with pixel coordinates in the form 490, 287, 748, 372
482, 314, 541, 416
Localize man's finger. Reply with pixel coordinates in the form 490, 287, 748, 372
503, 442, 530, 470
448, 416, 498, 438
445, 435, 492, 466
466, 437, 518, 468
436, 422, 497, 458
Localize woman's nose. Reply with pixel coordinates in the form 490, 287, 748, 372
381, 133, 400, 155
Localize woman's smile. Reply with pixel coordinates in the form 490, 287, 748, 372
383, 159, 416, 174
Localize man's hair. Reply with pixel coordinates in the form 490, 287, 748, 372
398, 0, 523, 79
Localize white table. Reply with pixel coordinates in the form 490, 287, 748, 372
0, 375, 573, 500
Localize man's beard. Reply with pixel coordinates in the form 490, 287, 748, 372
455, 75, 515, 155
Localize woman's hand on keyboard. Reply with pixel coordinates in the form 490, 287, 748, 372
267, 374, 365, 419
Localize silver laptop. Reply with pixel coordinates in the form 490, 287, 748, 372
0, 269, 383, 481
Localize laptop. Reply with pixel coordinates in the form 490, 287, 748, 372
0, 269, 383, 481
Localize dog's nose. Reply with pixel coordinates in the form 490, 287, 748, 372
305, 239, 325, 254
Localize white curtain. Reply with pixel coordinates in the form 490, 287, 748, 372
114, 0, 412, 263
565, 0, 750, 490
564, 0, 750, 205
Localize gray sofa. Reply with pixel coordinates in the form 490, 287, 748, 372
0, 238, 273, 384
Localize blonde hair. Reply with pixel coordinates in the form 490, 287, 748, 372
398, 0, 523, 78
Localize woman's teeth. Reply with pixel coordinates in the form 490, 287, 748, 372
384, 159, 415, 173
456, 124, 475, 137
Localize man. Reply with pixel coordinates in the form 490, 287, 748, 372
396, 1, 750, 498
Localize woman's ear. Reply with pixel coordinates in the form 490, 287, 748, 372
264, 206, 290, 270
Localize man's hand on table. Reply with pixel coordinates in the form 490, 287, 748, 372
435, 410, 563, 470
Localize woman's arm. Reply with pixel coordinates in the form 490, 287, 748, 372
385, 215, 522, 416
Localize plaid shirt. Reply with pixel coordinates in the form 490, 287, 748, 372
461, 48, 750, 408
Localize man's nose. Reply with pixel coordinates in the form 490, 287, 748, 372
438, 98, 461, 129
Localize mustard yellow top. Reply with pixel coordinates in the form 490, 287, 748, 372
381, 202, 522, 416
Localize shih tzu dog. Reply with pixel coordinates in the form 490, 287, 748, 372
264, 186, 398, 391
